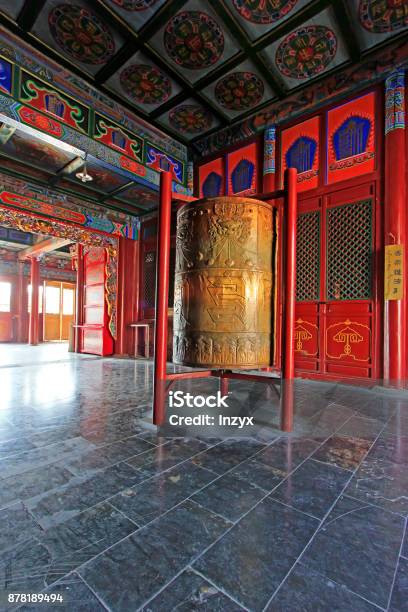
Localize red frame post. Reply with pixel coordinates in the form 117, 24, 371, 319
153, 171, 172, 425
281, 168, 297, 431
28, 257, 40, 346
74, 244, 84, 353
384, 71, 406, 387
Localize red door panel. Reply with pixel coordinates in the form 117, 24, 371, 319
80, 247, 113, 356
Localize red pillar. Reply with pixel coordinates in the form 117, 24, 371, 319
116, 237, 127, 356
74, 244, 84, 353
384, 70, 406, 388
16, 261, 25, 342
281, 168, 297, 432
28, 257, 40, 345
263, 126, 277, 193
153, 171, 172, 425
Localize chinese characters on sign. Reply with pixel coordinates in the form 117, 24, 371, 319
385, 244, 404, 300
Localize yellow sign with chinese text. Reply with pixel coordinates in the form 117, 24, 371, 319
385, 244, 404, 300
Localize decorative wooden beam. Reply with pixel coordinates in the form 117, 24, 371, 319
18, 237, 72, 260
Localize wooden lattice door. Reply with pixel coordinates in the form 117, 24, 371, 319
295, 182, 380, 380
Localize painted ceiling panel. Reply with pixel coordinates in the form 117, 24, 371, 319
351, 0, 408, 50
157, 97, 220, 140
0, 0, 25, 20
228, 0, 311, 41
148, 0, 240, 83
103, 0, 167, 31
116, 183, 159, 209
0, 129, 77, 173
105, 51, 182, 112
202, 59, 276, 118
261, 8, 350, 90
0, 0, 406, 152
31, 0, 125, 76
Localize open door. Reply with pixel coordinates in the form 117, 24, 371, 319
43, 281, 75, 341
0, 280, 13, 341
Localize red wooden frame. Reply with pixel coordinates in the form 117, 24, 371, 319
152, 170, 297, 432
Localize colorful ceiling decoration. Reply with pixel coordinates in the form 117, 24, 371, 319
164, 10, 224, 70
233, 0, 299, 25
169, 105, 213, 134
275, 26, 337, 80
215, 71, 264, 111
0, 0, 406, 149
48, 4, 116, 65
111, 0, 159, 10
359, 0, 407, 33
120, 64, 171, 105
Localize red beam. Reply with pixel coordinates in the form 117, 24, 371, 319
153, 171, 172, 425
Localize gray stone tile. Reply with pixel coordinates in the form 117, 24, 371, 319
27, 462, 147, 529
0, 464, 75, 510
367, 435, 408, 466
0, 437, 96, 480
301, 495, 405, 608
254, 437, 320, 475
267, 562, 379, 611
345, 457, 408, 516
0, 501, 42, 554
40, 501, 137, 580
311, 436, 372, 471
127, 438, 209, 476
18, 572, 108, 611
142, 568, 244, 611
336, 415, 385, 441
194, 497, 318, 611
272, 458, 351, 519
191, 439, 266, 475
0, 539, 52, 595
229, 457, 285, 492
0, 436, 36, 459
191, 472, 265, 522
110, 461, 216, 525
390, 556, 408, 611
402, 529, 408, 559
79, 500, 230, 611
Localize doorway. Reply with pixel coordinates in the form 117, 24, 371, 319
42, 281, 75, 342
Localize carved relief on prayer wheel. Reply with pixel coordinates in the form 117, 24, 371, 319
173, 196, 275, 368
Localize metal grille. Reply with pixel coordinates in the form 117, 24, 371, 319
143, 251, 156, 308
296, 211, 320, 301
327, 200, 372, 301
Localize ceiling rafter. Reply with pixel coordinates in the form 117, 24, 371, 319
207, 0, 285, 99
17, 0, 47, 31
331, 0, 362, 63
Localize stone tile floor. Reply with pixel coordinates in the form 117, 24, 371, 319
0, 349, 406, 611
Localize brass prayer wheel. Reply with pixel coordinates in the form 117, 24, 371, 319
173, 196, 275, 368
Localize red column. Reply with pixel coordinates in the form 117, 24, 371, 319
263, 126, 277, 193
281, 168, 297, 432
16, 261, 25, 342
116, 237, 127, 356
153, 171, 172, 425
28, 257, 40, 346
384, 70, 406, 388
74, 244, 84, 353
